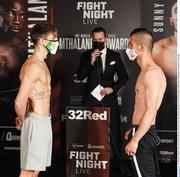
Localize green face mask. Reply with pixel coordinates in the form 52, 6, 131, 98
46, 40, 59, 54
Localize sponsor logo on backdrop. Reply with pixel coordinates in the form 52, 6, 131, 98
70, 96, 83, 105
77, 1, 115, 24
157, 136, 161, 145
67, 109, 107, 120
157, 136, 174, 146
69, 151, 108, 174
120, 115, 128, 123
159, 151, 174, 163
159, 151, 174, 155
0, 129, 20, 151
61, 114, 67, 122
153, 3, 165, 33
160, 138, 174, 144
71, 143, 104, 150
72, 143, 85, 149
87, 144, 104, 150
5, 131, 20, 142
156, 132, 176, 162
1, 131, 20, 142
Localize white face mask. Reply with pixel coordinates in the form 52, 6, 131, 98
126, 48, 138, 61
46, 40, 59, 54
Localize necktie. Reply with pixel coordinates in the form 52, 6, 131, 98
97, 52, 103, 76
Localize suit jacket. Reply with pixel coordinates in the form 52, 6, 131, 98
77, 48, 128, 107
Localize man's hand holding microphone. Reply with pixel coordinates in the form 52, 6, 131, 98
91, 49, 101, 65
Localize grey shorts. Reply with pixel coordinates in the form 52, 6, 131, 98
20, 112, 52, 171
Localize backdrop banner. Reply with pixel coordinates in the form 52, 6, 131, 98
0, 0, 177, 164
66, 107, 110, 177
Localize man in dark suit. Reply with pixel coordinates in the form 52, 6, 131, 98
77, 27, 129, 177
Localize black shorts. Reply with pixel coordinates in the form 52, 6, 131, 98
130, 125, 161, 177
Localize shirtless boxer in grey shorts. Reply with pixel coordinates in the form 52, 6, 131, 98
15, 23, 59, 177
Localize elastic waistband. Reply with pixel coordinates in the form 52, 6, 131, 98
26, 112, 51, 120
132, 124, 156, 131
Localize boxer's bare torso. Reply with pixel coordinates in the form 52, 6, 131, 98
132, 65, 166, 125
19, 55, 51, 116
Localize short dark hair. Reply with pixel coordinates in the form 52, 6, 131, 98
30, 23, 57, 45
91, 27, 107, 38
130, 28, 154, 51
130, 28, 153, 37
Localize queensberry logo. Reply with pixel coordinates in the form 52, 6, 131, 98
67, 110, 107, 120
76, 1, 115, 24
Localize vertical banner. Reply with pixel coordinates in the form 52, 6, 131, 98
66, 107, 110, 177
0, 0, 28, 156
142, 0, 177, 162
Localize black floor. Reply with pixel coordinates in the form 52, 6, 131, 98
0, 156, 177, 177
